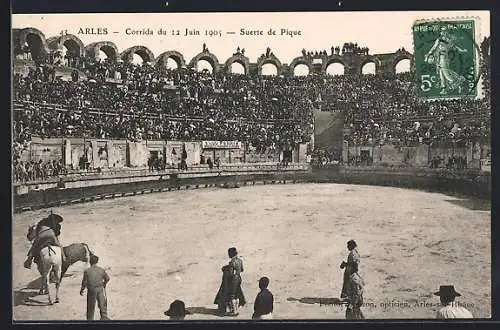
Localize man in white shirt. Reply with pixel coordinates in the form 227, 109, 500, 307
434, 285, 473, 319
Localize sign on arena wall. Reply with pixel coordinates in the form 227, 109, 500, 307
202, 141, 242, 149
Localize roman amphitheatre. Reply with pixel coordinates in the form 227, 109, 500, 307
12, 25, 491, 320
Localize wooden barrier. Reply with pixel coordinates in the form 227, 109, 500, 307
12, 164, 489, 213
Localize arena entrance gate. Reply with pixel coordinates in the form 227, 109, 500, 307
282, 150, 293, 165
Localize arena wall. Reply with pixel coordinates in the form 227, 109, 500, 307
370, 145, 429, 167
13, 163, 490, 213
22, 137, 305, 169
347, 142, 487, 169
23, 136, 488, 172
29, 136, 64, 162
310, 166, 491, 199
13, 165, 310, 212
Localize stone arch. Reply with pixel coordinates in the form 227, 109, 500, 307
189, 51, 220, 73
288, 56, 313, 76
359, 55, 382, 75
155, 50, 186, 69
322, 55, 347, 74
18, 27, 50, 62
392, 49, 414, 74
47, 34, 85, 57
85, 41, 119, 62
256, 54, 282, 76
120, 46, 155, 64
224, 54, 250, 75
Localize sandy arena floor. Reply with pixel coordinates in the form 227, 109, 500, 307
12, 183, 491, 320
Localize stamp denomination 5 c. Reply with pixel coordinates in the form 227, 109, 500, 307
412, 18, 480, 100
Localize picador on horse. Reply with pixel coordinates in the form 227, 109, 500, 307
23, 212, 97, 302
24, 213, 67, 270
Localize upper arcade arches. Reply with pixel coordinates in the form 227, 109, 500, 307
288, 56, 313, 76
261, 63, 279, 76
326, 62, 345, 76
121, 46, 155, 64
189, 51, 220, 73
391, 49, 414, 74
361, 62, 376, 75
13, 26, 419, 77
395, 59, 411, 73
47, 34, 85, 57
224, 53, 250, 75
321, 55, 346, 75
230, 62, 245, 74
360, 55, 382, 75
293, 64, 310, 76
155, 51, 186, 69
85, 41, 119, 62
17, 28, 50, 62
256, 53, 282, 76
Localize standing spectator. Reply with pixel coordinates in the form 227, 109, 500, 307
207, 157, 214, 169
252, 276, 274, 320
80, 255, 111, 320
180, 144, 188, 170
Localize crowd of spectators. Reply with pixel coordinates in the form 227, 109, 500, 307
338, 38, 490, 146
14, 63, 489, 149
13, 39, 490, 181
13, 159, 66, 182
13, 61, 316, 172
13, 67, 314, 147
301, 42, 370, 58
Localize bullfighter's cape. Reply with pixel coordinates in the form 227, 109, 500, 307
214, 265, 246, 307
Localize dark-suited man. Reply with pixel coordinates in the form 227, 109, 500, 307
252, 277, 274, 320
80, 255, 110, 320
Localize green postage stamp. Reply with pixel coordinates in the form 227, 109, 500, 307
412, 17, 480, 100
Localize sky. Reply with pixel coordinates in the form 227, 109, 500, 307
12, 11, 489, 64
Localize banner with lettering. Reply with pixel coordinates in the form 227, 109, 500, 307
202, 141, 242, 149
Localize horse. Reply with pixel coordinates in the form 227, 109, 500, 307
38, 244, 63, 305
34, 242, 96, 295
26, 223, 97, 295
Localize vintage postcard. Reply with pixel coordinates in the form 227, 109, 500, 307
11, 11, 491, 321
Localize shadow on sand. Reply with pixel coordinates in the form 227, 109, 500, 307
287, 297, 345, 306
444, 198, 491, 211
13, 289, 42, 307
186, 307, 223, 317
25, 276, 44, 290
13, 276, 60, 307
14, 277, 44, 307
